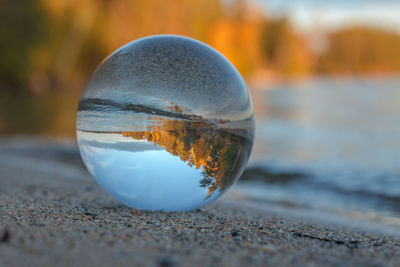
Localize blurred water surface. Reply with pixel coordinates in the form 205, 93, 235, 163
240, 77, 400, 218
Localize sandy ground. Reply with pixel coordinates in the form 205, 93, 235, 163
1, 137, 400, 266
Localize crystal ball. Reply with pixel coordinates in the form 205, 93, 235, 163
76, 35, 254, 211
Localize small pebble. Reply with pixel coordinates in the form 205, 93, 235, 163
231, 230, 241, 237
159, 256, 177, 267
0, 228, 10, 243
85, 211, 98, 217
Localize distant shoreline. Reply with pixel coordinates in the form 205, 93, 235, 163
247, 72, 400, 90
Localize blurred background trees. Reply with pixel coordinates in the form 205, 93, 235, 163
260, 18, 313, 76
0, 0, 50, 91
317, 27, 400, 74
1, 0, 400, 135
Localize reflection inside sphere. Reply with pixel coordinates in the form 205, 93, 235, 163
76, 35, 254, 211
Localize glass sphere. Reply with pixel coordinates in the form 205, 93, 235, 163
76, 35, 254, 211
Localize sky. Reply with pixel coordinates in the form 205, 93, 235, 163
251, 0, 400, 33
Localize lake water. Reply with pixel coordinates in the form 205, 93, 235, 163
238, 77, 400, 220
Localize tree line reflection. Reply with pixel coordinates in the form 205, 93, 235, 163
122, 120, 252, 196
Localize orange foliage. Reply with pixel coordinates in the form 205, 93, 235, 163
209, 11, 264, 76
317, 27, 400, 74
3, 0, 400, 93
121, 121, 248, 195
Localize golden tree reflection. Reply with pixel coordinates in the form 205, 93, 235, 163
122, 120, 251, 196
